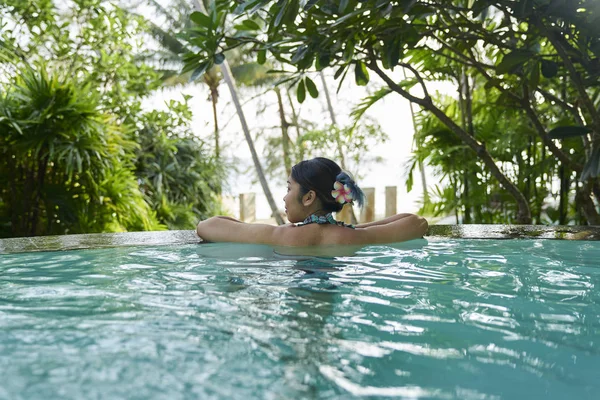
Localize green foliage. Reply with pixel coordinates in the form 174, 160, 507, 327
0, 64, 163, 237
0, 0, 224, 236
134, 98, 225, 229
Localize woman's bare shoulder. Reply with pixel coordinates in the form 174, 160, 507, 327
272, 223, 322, 246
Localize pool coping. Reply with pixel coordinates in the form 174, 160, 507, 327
0, 225, 599, 254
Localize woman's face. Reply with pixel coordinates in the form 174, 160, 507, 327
284, 176, 307, 223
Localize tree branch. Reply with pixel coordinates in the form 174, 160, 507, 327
369, 59, 532, 224
534, 17, 600, 130
398, 62, 431, 100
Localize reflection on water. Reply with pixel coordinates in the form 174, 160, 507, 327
0, 239, 599, 399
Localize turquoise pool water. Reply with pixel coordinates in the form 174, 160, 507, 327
0, 239, 599, 399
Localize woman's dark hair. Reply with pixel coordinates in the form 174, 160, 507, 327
291, 157, 365, 213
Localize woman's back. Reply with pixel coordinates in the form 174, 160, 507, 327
270, 213, 428, 247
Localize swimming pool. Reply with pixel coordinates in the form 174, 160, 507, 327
1, 234, 599, 399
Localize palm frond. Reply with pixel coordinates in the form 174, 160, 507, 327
350, 86, 392, 129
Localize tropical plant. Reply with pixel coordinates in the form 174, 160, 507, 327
134, 97, 225, 229
0, 0, 224, 236
0, 63, 163, 237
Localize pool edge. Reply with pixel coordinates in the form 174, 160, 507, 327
0, 230, 201, 254
1, 225, 599, 254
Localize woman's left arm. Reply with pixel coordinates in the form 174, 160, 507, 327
196, 216, 286, 244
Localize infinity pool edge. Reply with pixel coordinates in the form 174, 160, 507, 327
1, 225, 599, 254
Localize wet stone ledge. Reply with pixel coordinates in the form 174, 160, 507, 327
0, 230, 201, 254
1, 225, 599, 254
427, 225, 600, 241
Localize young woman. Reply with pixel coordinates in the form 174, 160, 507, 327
196, 157, 428, 248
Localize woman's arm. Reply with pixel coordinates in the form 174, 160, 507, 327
357, 214, 428, 244
196, 216, 299, 244
356, 213, 416, 228
196, 216, 271, 243
214, 216, 243, 223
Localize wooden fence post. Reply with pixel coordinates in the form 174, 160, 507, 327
336, 203, 353, 224
239, 193, 256, 222
385, 186, 397, 217
360, 187, 375, 223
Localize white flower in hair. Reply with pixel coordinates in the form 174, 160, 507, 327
331, 181, 354, 204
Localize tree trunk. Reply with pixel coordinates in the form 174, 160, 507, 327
192, 0, 284, 225
209, 84, 220, 160
593, 180, 600, 206
209, 83, 222, 195
319, 72, 346, 168
285, 89, 301, 142
559, 164, 568, 225
319, 71, 358, 224
577, 184, 600, 225
402, 67, 429, 203
275, 88, 292, 177
30, 155, 48, 236
458, 69, 471, 223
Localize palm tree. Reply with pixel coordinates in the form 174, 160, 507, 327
129, 0, 224, 161
319, 72, 358, 225
190, 0, 284, 224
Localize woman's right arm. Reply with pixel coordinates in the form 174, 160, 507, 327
356, 213, 416, 228
357, 214, 428, 244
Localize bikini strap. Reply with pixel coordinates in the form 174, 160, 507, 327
296, 212, 355, 229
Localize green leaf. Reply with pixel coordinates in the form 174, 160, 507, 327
548, 125, 593, 139
235, 0, 262, 14
339, 0, 349, 13
354, 61, 369, 86
385, 38, 400, 69
334, 64, 347, 80
242, 19, 260, 30
343, 40, 355, 62
257, 49, 266, 65
190, 61, 211, 81
514, 0, 533, 18
304, 0, 319, 10
296, 79, 306, 103
283, 0, 299, 24
529, 60, 540, 88
214, 53, 225, 64
181, 54, 204, 74
316, 53, 331, 70
305, 77, 318, 98
484, 78, 501, 90
591, 41, 600, 58
496, 50, 532, 75
233, 24, 256, 31
291, 45, 308, 64
296, 52, 314, 70
275, 1, 288, 27
541, 60, 559, 78
581, 146, 600, 181
332, 9, 364, 27
336, 66, 350, 93
190, 11, 212, 28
